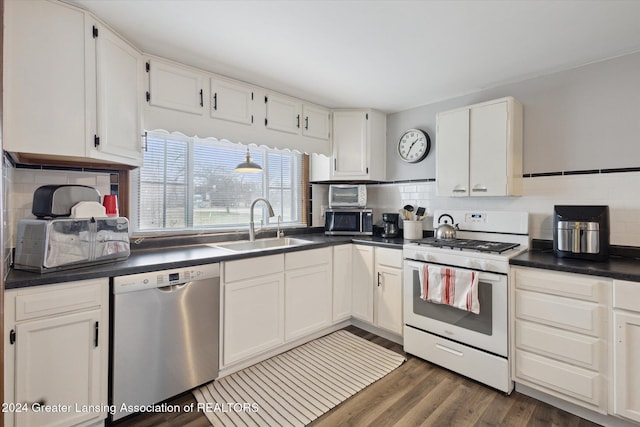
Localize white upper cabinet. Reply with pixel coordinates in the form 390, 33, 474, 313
3, 0, 143, 167
265, 92, 331, 141
265, 92, 302, 135
93, 21, 143, 164
210, 77, 254, 125
436, 97, 523, 197
331, 109, 386, 181
435, 109, 470, 195
147, 59, 205, 115
302, 104, 331, 140
4, 0, 86, 160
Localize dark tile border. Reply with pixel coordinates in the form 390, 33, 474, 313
524, 167, 640, 178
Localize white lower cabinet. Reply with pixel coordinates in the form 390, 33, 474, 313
222, 248, 334, 368
222, 254, 285, 366
284, 248, 332, 341
511, 267, 610, 414
374, 247, 403, 335
613, 280, 640, 423
4, 279, 109, 427
351, 245, 403, 336
352, 245, 374, 323
332, 244, 353, 322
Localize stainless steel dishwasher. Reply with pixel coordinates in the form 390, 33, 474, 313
111, 263, 220, 421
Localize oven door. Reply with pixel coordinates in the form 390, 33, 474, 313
403, 260, 508, 356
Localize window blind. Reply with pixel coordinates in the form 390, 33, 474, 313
136, 131, 305, 233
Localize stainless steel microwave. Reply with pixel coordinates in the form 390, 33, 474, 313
328, 184, 367, 208
324, 208, 373, 236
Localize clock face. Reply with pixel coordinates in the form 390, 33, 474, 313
398, 129, 431, 163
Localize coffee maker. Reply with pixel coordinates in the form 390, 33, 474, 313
381, 213, 399, 238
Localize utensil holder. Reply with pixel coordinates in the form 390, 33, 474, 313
403, 220, 423, 240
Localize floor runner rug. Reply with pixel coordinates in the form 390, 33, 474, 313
193, 330, 405, 426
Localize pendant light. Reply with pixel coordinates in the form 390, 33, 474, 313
234, 148, 263, 173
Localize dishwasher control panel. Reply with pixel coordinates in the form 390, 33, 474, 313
113, 263, 220, 293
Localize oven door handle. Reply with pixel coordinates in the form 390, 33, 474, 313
405, 261, 503, 282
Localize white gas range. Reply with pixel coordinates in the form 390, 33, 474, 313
403, 210, 529, 393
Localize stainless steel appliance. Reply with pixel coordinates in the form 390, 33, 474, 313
111, 264, 220, 421
381, 213, 399, 238
14, 217, 130, 272
328, 184, 367, 208
324, 208, 373, 235
553, 205, 609, 261
403, 210, 529, 393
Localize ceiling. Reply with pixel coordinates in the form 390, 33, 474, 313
67, 0, 640, 113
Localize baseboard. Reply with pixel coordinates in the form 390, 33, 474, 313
515, 383, 638, 427
350, 319, 403, 345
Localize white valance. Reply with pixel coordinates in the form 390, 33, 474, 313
144, 108, 331, 156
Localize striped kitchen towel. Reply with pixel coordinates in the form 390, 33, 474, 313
419, 265, 480, 314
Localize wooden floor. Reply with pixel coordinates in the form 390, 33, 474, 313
113, 326, 600, 427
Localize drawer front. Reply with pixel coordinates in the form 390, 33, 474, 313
613, 280, 640, 312
513, 267, 607, 302
515, 289, 603, 337
224, 254, 284, 283
404, 326, 511, 392
15, 279, 106, 321
375, 247, 402, 269
515, 350, 606, 412
285, 247, 331, 270
515, 320, 603, 371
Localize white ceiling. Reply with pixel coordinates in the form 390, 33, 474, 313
67, 0, 640, 113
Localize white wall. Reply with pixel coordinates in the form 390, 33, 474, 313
358, 50, 640, 246
386, 51, 640, 180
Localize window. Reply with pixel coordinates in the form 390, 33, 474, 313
134, 132, 306, 233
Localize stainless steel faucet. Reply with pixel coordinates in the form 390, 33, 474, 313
249, 197, 275, 241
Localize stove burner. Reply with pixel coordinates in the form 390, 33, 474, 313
411, 237, 520, 254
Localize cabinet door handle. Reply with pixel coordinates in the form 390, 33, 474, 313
9, 329, 15, 345
472, 187, 488, 192
452, 188, 467, 193
305, 116, 309, 130
94, 321, 99, 348
334, 158, 337, 171
213, 93, 217, 111
199, 89, 204, 107
377, 272, 382, 287
141, 131, 148, 152
296, 114, 300, 129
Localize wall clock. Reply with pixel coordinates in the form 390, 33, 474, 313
397, 128, 431, 163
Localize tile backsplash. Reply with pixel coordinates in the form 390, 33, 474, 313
310, 171, 640, 246
363, 171, 640, 246
9, 168, 112, 248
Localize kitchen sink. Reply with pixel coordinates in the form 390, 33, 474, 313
213, 237, 314, 252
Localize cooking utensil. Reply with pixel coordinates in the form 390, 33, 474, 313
435, 213, 458, 239
403, 204, 414, 220
415, 207, 426, 220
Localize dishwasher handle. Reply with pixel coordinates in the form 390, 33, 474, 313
157, 283, 190, 292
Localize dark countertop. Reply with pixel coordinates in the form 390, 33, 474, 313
510, 249, 640, 282
6, 233, 406, 289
